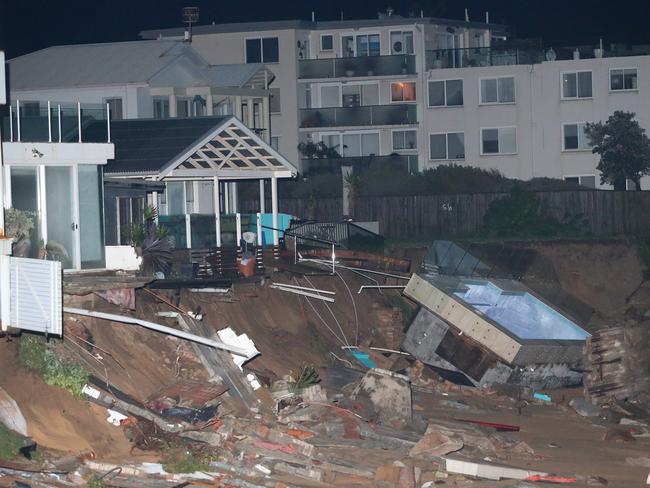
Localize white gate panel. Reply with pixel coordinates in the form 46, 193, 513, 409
7, 257, 62, 335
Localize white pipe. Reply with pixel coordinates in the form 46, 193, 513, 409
106, 102, 111, 143
269, 286, 335, 302
77, 102, 81, 142
357, 285, 406, 294
63, 307, 250, 356
300, 258, 411, 280
271, 282, 336, 295
16, 100, 21, 142
47, 101, 52, 142
8, 106, 13, 142
57, 104, 62, 142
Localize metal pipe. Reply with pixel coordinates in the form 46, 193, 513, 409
271, 282, 335, 295
77, 102, 81, 142
357, 285, 406, 294
47, 101, 52, 142
16, 100, 21, 142
301, 258, 411, 280
63, 307, 250, 356
269, 285, 335, 302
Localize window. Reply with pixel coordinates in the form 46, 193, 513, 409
270, 88, 281, 113
321, 34, 333, 51
391, 82, 416, 102
610, 68, 638, 91
429, 132, 465, 160
342, 84, 379, 107
428, 79, 463, 107
176, 98, 190, 118
153, 96, 170, 119
117, 197, 144, 245
104, 97, 123, 120
564, 175, 596, 188
390, 31, 414, 54
213, 98, 233, 116
322, 132, 379, 157
245, 37, 279, 63
481, 127, 517, 154
563, 122, 592, 151
342, 34, 380, 57
271, 136, 280, 151
21, 101, 40, 117
392, 130, 417, 150
480, 76, 515, 104
562, 71, 592, 99
321, 85, 340, 107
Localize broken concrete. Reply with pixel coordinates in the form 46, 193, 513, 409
351, 368, 412, 428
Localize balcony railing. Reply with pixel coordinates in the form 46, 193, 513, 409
298, 54, 416, 79
426, 44, 650, 70
1, 101, 111, 143
300, 104, 417, 128
301, 154, 419, 175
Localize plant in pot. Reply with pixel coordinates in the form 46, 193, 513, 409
128, 206, 172, 275
5, 208, 36, 257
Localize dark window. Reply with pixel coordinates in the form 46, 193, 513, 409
321, 35, 333, 51
247, 37, 279, 63
105, 98, 123, 120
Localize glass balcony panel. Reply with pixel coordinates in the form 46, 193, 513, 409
300, 104, 416, 128
298, 55, 416, 79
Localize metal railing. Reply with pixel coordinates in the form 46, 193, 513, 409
298, 54, 416, 79
1, 100, 111, 143
300, 104, 417, 128
301, 154, 418, 175
426, 44, 650, 70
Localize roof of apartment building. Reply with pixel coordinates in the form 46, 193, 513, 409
139, 15, 504, 39
7, 40, 273, 91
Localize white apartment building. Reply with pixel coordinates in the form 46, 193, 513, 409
142, 15, 650, 188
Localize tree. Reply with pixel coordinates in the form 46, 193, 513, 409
585, 111, 650, 190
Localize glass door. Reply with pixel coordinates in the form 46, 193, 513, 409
45, 166, 78, 269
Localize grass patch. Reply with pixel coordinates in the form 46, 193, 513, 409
0, 422, 25, 460
162, 447, 220, 473
19, 334, 88, 397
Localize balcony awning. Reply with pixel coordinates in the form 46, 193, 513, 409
104, 116, 297, 180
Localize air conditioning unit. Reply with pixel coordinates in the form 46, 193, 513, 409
393, 41, 403, 53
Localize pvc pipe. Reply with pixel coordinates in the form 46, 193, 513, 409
269, 286, 335, 302
271, 282, 336, 295
357, 285, 406, 294
63, 307, 250, 356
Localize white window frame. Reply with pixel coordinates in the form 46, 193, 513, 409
244, 36, 280, 64
560, 70, 593, 100
480, 126, 517, 155
320, 33, 334, 52
319, 130, 381, 157
390, 81, 417, 103
561, 122, 592, 152
389, 30, 414, 55
609, 67, 638, 92
427, 79, 464, 107
428, 132, 465, 161
340, 31, 382, 57
478, 76, 516, 105
391, 129, 418, 151
564, 174, 597, 188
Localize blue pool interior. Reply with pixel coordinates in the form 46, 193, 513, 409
449, 279, 590, 341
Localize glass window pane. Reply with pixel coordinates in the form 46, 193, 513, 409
430, 134, 447, 159
321, 85, 340, 107
428, 81, 445, 106
197, 181, 214, 214
402, 82, 416, 101
393, 131, 404, 150
447, 133, 465, 159
343, 133, 362, 157
481, 78, 498, 103
45, 166, 75, 269
262, 37, 279, 62
176, 99, 189, 117
562, 73, 577, 98
498, 77, 515, 103
405, 130, 417, 149
10, 166, 38, 213
390, 32, 401, 53
578, 123, 592, 150
577, 71, 592, 97
581, 176, 596, 188
357, 36, 369, 56
611, 69, 624, 90
391, 83, 402, 102
564, 176, 580, 184
342, 36, 354, 57
404, 32, 414, 54
500, 127, 517, 153
446, 80, 463, 106
368, 35, 380, 56
342, 84, 361, 107
271, 136, 280, 151
625, 69, 638, 89
78, 165, 105, 268
153, 97, 169, 119
246, 39, 262, 63
564, 124, 579, 149
482, 128, 499, 153
321, 35, 333, 51
361, 84, 379, 105
361, 133, 379, 155
167, 181, 185, 215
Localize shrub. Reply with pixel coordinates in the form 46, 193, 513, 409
5, 208, 36, 242
288, 364, 320, 394
0, 423, 24, 460
19, 335, 88, 397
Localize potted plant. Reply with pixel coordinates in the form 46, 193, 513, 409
5, 208, 35, 257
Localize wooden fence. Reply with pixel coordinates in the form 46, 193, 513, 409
242, 190, 650, 238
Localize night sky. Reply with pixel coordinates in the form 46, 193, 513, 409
1, 0, 649, 59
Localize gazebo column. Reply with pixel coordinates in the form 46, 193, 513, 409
271, 175, 279, 259
231, 182, 239, 213
223, 181, 230, 214
259, 179, 266, 214
213, 175, 222, 275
